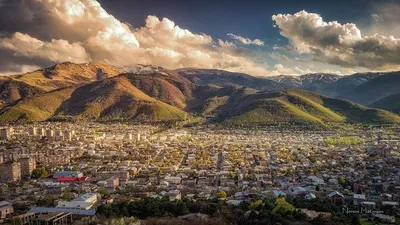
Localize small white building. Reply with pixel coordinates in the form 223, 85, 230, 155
307, 176, 325, 185
56, 193, 97, 210
164, 176, 181, 185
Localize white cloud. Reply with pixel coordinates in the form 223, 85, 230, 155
3, 1, 396, 76
368, 1, 400, 38
272, 10, 400, 70
227, 33, 264, 46
272, 64, 315, 75
0, 32, 90, 63
273, 64, 295, 75
0, 0, 269, 76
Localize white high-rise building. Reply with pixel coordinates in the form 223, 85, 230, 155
39, 128, 46, 137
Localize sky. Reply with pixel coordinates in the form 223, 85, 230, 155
0, 0, 399, 76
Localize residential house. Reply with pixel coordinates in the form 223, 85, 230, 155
0, 201, 13, 219
328, 191, 345, 205
353, 194, 366, 205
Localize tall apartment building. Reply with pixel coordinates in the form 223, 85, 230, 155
29, 127, 37, 136
46, 129, 54, 138
0, 162, 21, 182
20, 157, 36, 179
39, 128, 46, 137
0, 128, 13, 140
65, 131, 73, 141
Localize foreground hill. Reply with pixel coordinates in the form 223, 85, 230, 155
0, 62, 123, 108
0, 62, 399, 126
0, 87, 75, 123
369, 93, 400, 114
122, 72, 195, 109
0, 74, 188, 123
0, 77, 45, 108
55, 76, 187, 122
214, 90, 400, 126
9, 62, 122, 91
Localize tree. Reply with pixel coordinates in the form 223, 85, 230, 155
250, 199, 264, 210
273, 198, 295, 215
217, 190, 227, 199
31, 168, 49, 179
37, 194, 55, 207
99, 187, 110, 199
350, 215, 361, 225
61, 187, 73, 201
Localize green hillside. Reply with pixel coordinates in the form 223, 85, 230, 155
123, 73, 195, 109
54, 76, 187, 122
0, 87, 75, 123
369, 93, 400, 114
0, 62, 399, 126
218, 90, 400, 126
0, 77, 45, 108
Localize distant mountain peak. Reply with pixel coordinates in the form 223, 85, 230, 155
123, 64, 167, 74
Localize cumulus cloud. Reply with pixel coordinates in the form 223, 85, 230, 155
0, 32, 90, 63
272, 64, 295, 75
0, 0, 269, 76
369, 1, 400, 37
272, 10, 400, 70
227, 33, 264, 46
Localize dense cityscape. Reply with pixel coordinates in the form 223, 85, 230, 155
0, 123, 399, 224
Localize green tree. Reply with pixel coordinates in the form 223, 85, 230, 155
273, 198, 295, 215
37, 194, 55, 207
350, 215, 361, 225
99, 187, 110, 199
61, 187, 73, 200
31, 168, 49, 179
250, 199, 264, 210
217, 190, 227, 199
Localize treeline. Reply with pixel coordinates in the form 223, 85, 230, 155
96, 197, 356, 225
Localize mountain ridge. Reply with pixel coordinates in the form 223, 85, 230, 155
0, 62, 399, 126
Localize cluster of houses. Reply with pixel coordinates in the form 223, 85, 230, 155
0, 123, 399, 223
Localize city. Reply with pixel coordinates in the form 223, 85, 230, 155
0, 123, 399, 224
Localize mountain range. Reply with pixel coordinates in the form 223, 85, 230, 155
267, 71, 400, 110
0, 62, 399, 126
